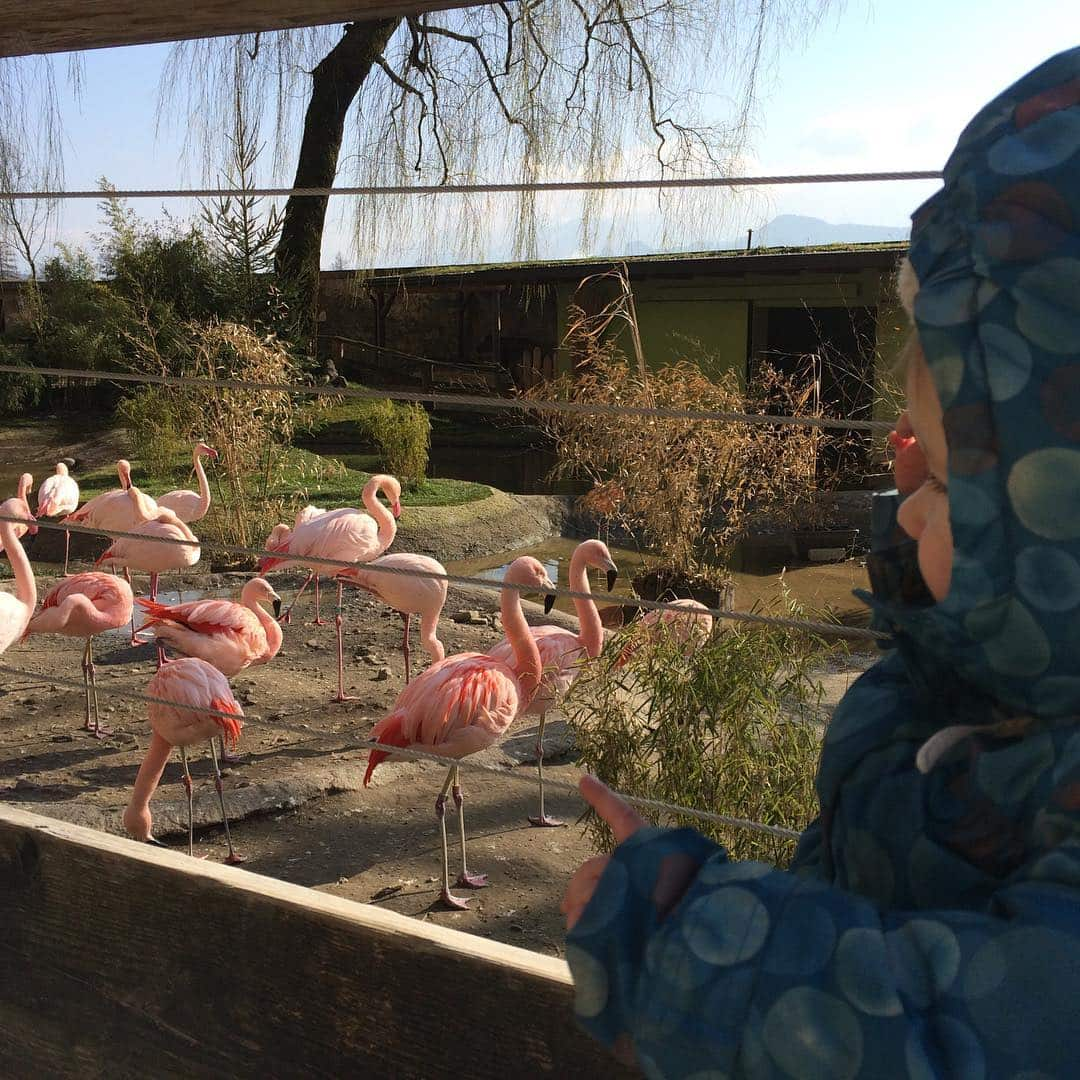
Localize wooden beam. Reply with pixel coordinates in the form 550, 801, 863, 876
0, 0, 483, 59
0, 806, 635, 1078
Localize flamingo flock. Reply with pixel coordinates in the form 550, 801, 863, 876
0, 445, 713, 908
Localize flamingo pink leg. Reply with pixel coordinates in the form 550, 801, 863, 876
209, 739, 244, 864
82, 636, 112, 739
453, 775, 488, 891
530, 712, 563, 827
280, 572, 314, 625
436, 767, 470, 910
313, 574, 324, 626
63, 529, 70, 576
179, 745, 195, 856
125, 568, 142, 646
402, 611, 412, 684
334, 580, 357, 703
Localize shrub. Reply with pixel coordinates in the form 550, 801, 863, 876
0, 343, 44, 416
564, 602, 830, 865
365, 399, 431, 488
299, 395, 431, 488
115, 387, 188, 480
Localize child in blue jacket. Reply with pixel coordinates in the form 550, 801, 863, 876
562, 47, 1080, 1078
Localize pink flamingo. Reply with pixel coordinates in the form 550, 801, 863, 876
488, 539, 618, 827
122, 657, 244, 863
96, 508, 201, 629
156, 441, 218, 524
36, 463, 80, 573
0, 496, 37, 654
618, 598, 715, 665
0, 473, 34, 554
136, 577, 283, 675
62, 459, 156, 535
264, 503, 330, 626
25, 572, 134, 738
337, 552, 448, 684
260, 474, 401, 702
63, 460, 157, 641
364, 556, 555, 909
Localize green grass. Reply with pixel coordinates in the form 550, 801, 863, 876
75, 445, 490, 508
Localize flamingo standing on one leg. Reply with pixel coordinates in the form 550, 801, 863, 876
337, 552, 448, 684
0, 497, 37, 654
364, 556, 555, 909
136, 577, 283, 675
156, 442, 218, 524
0, 473, 34, 554
96, 509, 201, 645
36, 463, 80, 573
264, 504, 329, 626
25, 572, 134, 738
488, 539, 618, 827
122, 657, 244, 863
260, 474, 401, 702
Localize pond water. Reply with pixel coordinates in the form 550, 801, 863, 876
443, 536, 871, 638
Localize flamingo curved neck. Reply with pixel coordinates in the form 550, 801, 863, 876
569, 548, 603, 658
362, 480, 396, 552
192, 450, 212, 518
500, 581, 542, 700
249, 598, 283, 654
1, 523, 35, 610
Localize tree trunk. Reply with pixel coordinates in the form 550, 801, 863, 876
275, 18, 400, 357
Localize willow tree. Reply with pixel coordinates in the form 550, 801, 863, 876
155, 1, 832, 347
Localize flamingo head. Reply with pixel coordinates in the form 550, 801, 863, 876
54, 462, 69, 477
243, 576, 282, 618
16, 473, 32, 500
370, 474, 402, 518
580, 539, 619, 591
195, 441, 218, 461
117, 459, 133, 490
0, 496, 36, 537
504, 556, 558, 613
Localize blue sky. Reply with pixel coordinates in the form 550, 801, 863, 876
23, 1, 1080, 268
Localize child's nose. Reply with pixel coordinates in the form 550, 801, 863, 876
897, 489, 927, 540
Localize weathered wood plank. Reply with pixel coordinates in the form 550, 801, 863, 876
0, 1, 486, 59
0, 806, 636, 1079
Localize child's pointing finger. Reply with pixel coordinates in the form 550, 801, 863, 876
580, 774, 645, 843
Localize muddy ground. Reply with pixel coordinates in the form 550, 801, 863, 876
0, 564, 873, 959
0, 567, 615, 957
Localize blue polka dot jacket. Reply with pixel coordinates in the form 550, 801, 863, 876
565, 48, 1080, 1079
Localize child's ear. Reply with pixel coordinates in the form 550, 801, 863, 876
897, 257, 919, 322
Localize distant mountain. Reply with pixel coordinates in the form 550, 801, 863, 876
622, 215, 909, 257
742, 214, 909, 249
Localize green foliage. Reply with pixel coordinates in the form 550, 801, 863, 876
0, 342, 44, 415
299, 396, 432, 488
115, 387, 187, 480
365, 399, 431, 487
565, 603, 830, 865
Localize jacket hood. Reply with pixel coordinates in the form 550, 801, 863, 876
876, 47, 1080, 719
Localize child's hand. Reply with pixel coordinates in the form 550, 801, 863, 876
562, 775, 645, 930
889, 412, 929, 495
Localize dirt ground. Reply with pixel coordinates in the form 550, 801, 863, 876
0, 566, 602, 958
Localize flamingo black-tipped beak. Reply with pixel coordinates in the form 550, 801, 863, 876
544, 592, 556, 614
606, 567, 618, 592
145, 836, 168, 848
207, 447, 219, 460
272, 597, 282, 618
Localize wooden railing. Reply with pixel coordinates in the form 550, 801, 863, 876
0, 806, 636, 1078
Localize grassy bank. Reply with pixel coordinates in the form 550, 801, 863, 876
76, 445, 490, 508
